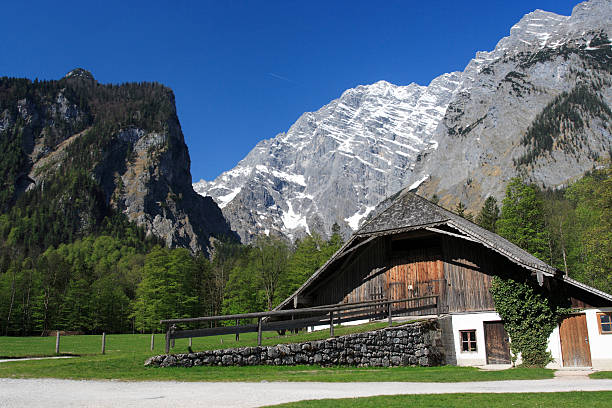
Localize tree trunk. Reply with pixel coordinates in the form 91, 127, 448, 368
6, 269, 16, 335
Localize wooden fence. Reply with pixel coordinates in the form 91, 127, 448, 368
160, 295, 438, 353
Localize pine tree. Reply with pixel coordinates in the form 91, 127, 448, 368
253, 236, 290, 310
132, 248, 199, 332
497, 178, 548, 260
455, 201, 466, 218
477, 196, 500, 232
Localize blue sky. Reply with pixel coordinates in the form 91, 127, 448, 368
1, 0, 579, 182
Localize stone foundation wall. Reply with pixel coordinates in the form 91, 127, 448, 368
145, 319, 444, 368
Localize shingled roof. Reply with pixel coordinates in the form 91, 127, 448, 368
355, 190, 557, 275
275, 190, 612, 310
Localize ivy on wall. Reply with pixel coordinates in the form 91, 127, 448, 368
490, 276, 570, 367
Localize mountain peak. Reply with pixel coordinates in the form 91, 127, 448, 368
64, 68, 96, 82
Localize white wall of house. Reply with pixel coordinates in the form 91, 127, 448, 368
450, 311, 502, 366
450, 308, 612, 369
585, 307, 612, 370
546, 326, 562, 368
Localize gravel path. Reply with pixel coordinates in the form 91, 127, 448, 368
0, 356, 74, 363
2, 378, 612, 407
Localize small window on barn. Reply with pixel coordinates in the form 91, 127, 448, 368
460, 330, 477, 352
598, 313, 612, 334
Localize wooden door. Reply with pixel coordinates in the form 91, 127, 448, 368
484, 321, 511, 364
560, 314, 592, 367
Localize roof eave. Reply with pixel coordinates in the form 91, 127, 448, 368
561, 276, 612, 303
446, 220, 558, 276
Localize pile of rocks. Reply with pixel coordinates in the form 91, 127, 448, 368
145, 319, 444, 368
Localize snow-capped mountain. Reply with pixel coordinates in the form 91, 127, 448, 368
196, 0, 612, 242
194, 75, 461, 242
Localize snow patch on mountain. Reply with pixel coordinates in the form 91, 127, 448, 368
345, 206, 376, 231
409, 175, 429, 191
217, 187, 241, 208
282, 201, 309, 232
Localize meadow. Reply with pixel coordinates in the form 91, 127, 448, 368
0, 322, 554, 382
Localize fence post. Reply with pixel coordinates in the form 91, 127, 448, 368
165, 328, 170, 354
189, 337, 192, 348
101, 332, 106, 354
329, 311, 334, 337
257, 317, 262, 346
150, 333, 155, 351
171, 325, 176, 349
388, 302, 392, 327
55, 331, 60, 354
235, 319, 240, 342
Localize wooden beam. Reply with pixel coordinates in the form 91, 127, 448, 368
537, 271, 544, 286
425, 227, 478, 243
294, 294, 313, 308
167, 299, 438, 342
162, 295, 438, 325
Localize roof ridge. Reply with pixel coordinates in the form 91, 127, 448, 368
356, 189, 450, 234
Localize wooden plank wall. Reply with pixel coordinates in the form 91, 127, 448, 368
386, 246, 444, 314
311, 238, 389, 306
311, 237, 444, 316
441, 236, 496, 313
310, 233, 562, 316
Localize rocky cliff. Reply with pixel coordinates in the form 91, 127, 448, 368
195, 0, 611, 241
0, 69, 233, 252
413, 0, 612, 212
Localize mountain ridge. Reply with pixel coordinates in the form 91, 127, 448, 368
194, 71, 462, 242
196, 0, 611, 243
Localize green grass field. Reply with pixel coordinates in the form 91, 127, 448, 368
591, 371, 612, 379
261, 392, 612, 408
0, 323, 554, 382
0, 321, 402, 358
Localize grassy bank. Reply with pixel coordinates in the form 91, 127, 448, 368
591, 371, 612, 379
262, 392, 612, 408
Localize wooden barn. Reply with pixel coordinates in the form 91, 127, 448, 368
276, 191, 612, 369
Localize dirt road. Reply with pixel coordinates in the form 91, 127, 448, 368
2, 378, 612, 407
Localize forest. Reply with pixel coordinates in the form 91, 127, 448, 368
0, 224, 343, 335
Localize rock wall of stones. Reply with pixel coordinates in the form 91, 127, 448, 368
145, 320, 444, 368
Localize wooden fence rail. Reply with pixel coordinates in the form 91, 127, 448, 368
160, 295, 438, 353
